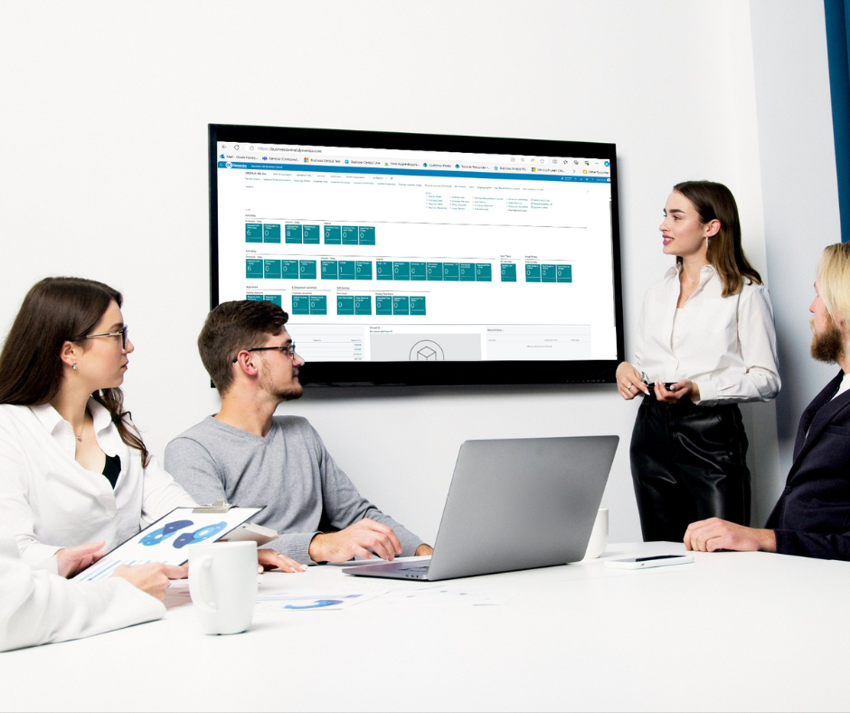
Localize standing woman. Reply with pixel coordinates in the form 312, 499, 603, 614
617, 181, 780, 542
0, 277, 302, 577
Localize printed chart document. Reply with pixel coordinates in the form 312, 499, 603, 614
73, 506, 264, 581
254, 591, 387, 611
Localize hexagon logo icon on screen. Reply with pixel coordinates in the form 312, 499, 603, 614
409, 340, 445, 361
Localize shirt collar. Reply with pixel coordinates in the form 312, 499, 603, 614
836, 372, 850, 399
30, 398, 113, 437
665, 262, 718, 279
29, 402, 65, 436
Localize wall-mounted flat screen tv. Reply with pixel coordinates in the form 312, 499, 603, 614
209, 124, 624, 386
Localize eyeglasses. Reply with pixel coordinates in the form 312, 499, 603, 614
232, 343, 297, 363
85, 325, 129, 350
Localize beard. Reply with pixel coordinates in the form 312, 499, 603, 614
259, 364, 303, 402
811, 315, 845, 364
272, 383, 303, 401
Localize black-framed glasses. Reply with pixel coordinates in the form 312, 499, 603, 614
85, 325, 129, 350
232, 343, 297, 363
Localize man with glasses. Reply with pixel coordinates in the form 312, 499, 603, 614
164, 300, 432, 565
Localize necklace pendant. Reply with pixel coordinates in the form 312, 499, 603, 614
76, 435, 82, 441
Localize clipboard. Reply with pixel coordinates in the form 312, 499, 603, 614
189, 499, 280, 545
72, 502, 269, 581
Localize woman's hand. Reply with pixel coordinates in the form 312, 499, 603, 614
112, 563, 188, 601
56, 541, 106, 578
654, 380, 701, 404
616, 362, 649, 400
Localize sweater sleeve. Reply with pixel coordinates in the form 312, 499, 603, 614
140, 454, 197, 527
163, 437, 229, 508
0, 537, 164, 652
309, 426, 425, 557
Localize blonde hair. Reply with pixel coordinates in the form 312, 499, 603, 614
817, 242, 850, 324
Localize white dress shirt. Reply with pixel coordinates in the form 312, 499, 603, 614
835, 373, 850, 400
0, 400, 196, 573
634, 264, 781, 405
0, 534, 164, 652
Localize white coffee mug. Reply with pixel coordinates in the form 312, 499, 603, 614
583, 508, 609, 560
188, 540, 258, 635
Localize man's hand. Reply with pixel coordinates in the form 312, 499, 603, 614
415, 544, 434, 557
112, 563, 188, 601
309, 518, 403, 563
56, 541, 106, 578
655, 380, 700, 404
257, 549, 306, 573
684, 517, 777, 553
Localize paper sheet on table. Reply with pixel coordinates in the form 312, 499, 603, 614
358, 585, 516, 608
254, 590, 387, 611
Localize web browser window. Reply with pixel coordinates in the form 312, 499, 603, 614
214, 139, 618, 368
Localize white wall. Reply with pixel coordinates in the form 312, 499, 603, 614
0, 0, 837, 544
748, 0, 842, 521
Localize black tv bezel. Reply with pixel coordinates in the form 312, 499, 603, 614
209, 124, 624, 387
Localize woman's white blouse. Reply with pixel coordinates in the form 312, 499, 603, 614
0, 534, 164, 652
0, 400, 196, 572
634, 264, 781, 405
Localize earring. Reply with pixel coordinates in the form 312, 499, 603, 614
72, 363, 78, 371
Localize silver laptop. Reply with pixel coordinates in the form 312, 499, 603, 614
343, 435, 618, 581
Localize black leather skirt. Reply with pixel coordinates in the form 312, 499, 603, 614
630, 388, 750, 542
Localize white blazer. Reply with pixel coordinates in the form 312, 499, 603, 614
0, 534, 164, 652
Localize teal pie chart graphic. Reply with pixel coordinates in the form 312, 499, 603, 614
173, 521, 227, 549
283, 600, 342, 610
139, 519, 193, 546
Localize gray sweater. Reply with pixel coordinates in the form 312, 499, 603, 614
164, 416, 423, 563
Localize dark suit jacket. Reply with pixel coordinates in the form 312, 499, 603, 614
766, 370, 850, 560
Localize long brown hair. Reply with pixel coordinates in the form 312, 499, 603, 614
674, 180, 762, 296
0, 277, 150, 467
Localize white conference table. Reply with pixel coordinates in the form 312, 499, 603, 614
3, 541, 850, 713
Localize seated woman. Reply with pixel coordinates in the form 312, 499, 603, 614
0, 532, 183, 652
0, 277, 302, 577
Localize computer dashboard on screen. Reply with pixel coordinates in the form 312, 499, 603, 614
209, 124, 624, 386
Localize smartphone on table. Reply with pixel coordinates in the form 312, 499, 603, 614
604, 554, 694, 569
